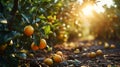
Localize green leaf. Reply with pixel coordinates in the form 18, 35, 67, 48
39, 14, 46, 19
0, 31, 21, 45
29, 7, 37, 13
33, 34, 40, 46
21, 14, 30, 23
43, 25, 51, 35
16, 52, 27, 59
41, 0, 51, 2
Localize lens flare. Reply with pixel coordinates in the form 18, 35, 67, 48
82, 5, 94, 16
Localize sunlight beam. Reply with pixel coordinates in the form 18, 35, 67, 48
78, 0, 114, 14
82, 5, 94, 16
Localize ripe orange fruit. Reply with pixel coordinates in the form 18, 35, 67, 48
56, 51, 63, 56
89, 52, 96, 58
110, 44, 116, 49
39, 39, 47, 49
24, 25, 34, 36
96, 49, 103, 56
31, 42, 39, 51
44, 58, 53, 65
53, 54, 62, 63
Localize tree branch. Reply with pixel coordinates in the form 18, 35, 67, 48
10, 0, 19, 16
8, 0, 19, 30
0, 2, 4, 13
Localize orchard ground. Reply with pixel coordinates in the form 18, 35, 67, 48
18, 39, 120, 67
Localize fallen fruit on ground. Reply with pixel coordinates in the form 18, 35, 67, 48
96, 49, 103, 56
104, 42, 109, 49
110, 44, 116, 49
24, 25, 34, 36
53, 54, 62, 63
44, 58, 53, 65
56, 51, 63, 56
89, 52, 96, 58
39, 39, 47, 49
74, 49, 80, 53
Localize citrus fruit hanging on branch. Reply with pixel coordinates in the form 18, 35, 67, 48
24, 25, 34, 36
31, 42, 39, 51
39, 39, 47, 49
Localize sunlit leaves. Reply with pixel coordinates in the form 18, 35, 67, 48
41, 0, 51, 2
43, 25, 51, 37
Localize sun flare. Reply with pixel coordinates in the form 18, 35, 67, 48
82, 5, 94, 16
79, 0, 114, 14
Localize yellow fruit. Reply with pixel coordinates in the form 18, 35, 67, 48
104, 42, 109, 49
20, 49, 28, 53
29, 53, 34, 58
39, 39, 47, 49
24, 25, 34, 36
53, 54, 62, 63
89, 52, 96, 58
56, 51, 63, 56
96, 49, 103, 56
31, 42, 39, 51
110, 44, 116, 49
74, 49, 80, 54
44, 58, 53, 65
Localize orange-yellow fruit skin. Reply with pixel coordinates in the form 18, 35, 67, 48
104, 43, 109, 49
89, 52, 96, 58
56, 51, 63, 56
110, 44, 116, 49
44, 58, 53, 65
24, 25, 34, 36
96, 49, 103, 56
53, 54, 62, 63
31, 42, 39, 51
39, 39, 47, 49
